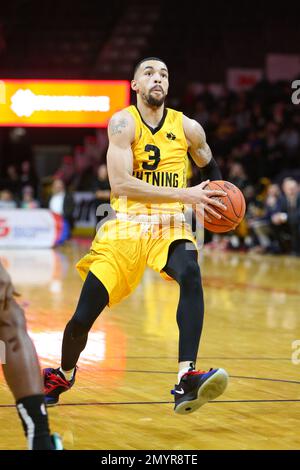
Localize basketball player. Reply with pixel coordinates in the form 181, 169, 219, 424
0, 261, 62, 449
44, 57, 229, 414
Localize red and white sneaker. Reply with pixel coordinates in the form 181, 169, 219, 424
43, 367, 77, 406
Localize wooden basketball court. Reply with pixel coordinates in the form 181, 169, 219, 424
1, 243, 300, 450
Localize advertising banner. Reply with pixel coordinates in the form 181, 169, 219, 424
227, 68, 263, 91
0, 209, 63, 247
0, 79, 130, 127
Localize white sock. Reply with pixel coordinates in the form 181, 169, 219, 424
177, 362, 195, 383
59, 367, 74, 381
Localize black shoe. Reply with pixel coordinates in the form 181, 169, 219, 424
171, 368, 229, 415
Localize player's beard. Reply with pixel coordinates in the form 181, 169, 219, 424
145, 90, 165, 107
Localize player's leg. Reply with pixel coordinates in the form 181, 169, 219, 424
62, 271, 109, 372
0, 299, 62, 449
60, 270, 109, 376
163, 240, 204, 373
44, 234, 147, 405
163, 240, 228, 414
43, 271, 109, 405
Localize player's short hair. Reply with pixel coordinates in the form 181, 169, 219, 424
133, 57, 167, 77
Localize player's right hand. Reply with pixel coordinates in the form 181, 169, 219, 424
183, 180, 227, 221
0, 261, 20, 310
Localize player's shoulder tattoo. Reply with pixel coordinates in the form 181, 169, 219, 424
109, 114, 128, 136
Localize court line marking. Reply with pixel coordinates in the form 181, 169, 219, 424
1, 399, 300, 409
230, 375, 300, 384
122, 357, 292, 361
91, 370, 300, 385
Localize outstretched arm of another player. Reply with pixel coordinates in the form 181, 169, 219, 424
107, 111, 226, 213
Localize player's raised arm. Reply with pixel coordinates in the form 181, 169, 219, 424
183, 115, 222, 181
107, 111, 226, 208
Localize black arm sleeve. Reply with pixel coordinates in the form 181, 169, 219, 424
199, 157, 222, 181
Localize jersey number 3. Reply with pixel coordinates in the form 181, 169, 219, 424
142, 144, 161, 171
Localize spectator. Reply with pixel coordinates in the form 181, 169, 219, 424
251, 102, 267, 131
228, 162, 249, 191
48, 179, 75, 239
279, 124, 300, 169
21, 186, 40, 209
84, 135, 100, 167
72, 146, 95, 191
193, 101, 209, 127
5, 165, 20, 196
264, 121, 283, 178
280, 125, 300, 155
74, 146, 88, 175
234, 98, 250, 131
20, 161, 38, 196
0, 190, 17, 209
248, 183, 281, 252
54, 156, 75, 187
271, 178, 300, 255
95, 128, 109, 164
265, 184, 281, 214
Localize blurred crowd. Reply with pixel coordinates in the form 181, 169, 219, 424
247, 177, 300, 256
0, 79, 299, 255
0, 156, 111, 238
185, 80, 299, 183
0, 129, 111, 236
185, 79, 300, 256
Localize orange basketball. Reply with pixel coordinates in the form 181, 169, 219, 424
203, 180, 246, 233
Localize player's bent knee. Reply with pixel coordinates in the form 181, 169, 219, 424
178, 261, 202, 290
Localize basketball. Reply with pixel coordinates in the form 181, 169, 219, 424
204, 180, 246, 233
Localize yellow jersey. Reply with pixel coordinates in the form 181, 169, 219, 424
110, 104, 189, 215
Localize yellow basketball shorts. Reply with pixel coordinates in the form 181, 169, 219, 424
76, 219, 197, 307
